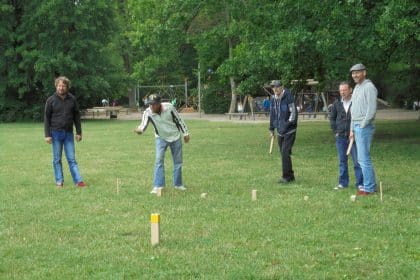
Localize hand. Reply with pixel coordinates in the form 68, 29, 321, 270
269, 131, 274, 137
184, 135, 190, 143
75, 134, 82, 142
134, 128, 143, 134
45, 137, 52, 144
349, 131, 354, 141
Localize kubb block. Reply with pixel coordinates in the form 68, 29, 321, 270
150, 213, 160, 246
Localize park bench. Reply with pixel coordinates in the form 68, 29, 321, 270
299, 112, 328, 120
225, 112, 248, 120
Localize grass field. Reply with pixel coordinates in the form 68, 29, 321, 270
0, 119, 419, 279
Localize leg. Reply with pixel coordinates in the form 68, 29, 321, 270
51, 131, 65, 185
335, 136, 349, 187
350, 140, 363, 188
354, 124, 376, 192
169, 137, 183, 187
63, 132, 83, 184
153, 137, 168, 188
278, 132, 296, 181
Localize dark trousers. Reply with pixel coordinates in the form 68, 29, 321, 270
278, 132, 296, 180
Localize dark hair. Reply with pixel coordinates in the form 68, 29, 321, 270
339, 81, 352, 88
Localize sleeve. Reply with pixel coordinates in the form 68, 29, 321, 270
73, 98, 82, 135
361, 84, 377, 128
137, 109, 151, 132
269, 97, 275, 131
171, 106, 189, 136
287, 91, 297, 124
44, 98, 52, 137
329, 102, 337, 132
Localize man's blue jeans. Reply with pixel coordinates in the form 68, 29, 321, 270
153, 137, 183, 188
335, 135, 363, 187
51, 130, 83, 185
353, 124, 377, 192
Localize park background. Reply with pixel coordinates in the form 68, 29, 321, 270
0, 1, 419, 279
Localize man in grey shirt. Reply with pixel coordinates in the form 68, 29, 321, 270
349, 64, 377, 195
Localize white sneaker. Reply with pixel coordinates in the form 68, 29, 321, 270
150, 187, 163, 194
358, 185, 364, 191
334, 184, 346, 190
174, 186, 186, 191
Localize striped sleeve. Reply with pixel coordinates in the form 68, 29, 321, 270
170, 107, 189, 136
137, 109, 151, 132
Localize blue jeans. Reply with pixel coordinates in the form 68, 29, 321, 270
335, 135, 363, 187
153, 137, 183, 188
51, 131, 83, 185
353, 124, 377, 192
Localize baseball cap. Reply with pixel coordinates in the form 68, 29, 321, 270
146, 94, 161, 105
270, 80, 282, 87
350, 63, 366, 72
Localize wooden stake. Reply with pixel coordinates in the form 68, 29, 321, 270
200, 193, 208, 198
346, 138, 354, 156
304, 195, 309, 201
269, 135, 274, 154
350, 195, 357, 202
380, 181, 383, 202
252, 190, 257, 201
151, 213, 160, 246
116, 178, 120, 194
156, 188, 162, 197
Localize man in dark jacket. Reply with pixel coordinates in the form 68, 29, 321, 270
44, 76, 86, 188
329, 81, 363, 190
269, 80, 298, 183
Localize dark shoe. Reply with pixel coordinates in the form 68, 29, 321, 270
76, 181, 87, 188
278, 178, 295, 184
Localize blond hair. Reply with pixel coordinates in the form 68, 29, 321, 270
55, 76, 71, 88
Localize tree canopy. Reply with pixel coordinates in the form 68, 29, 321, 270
1, 0, 418, 120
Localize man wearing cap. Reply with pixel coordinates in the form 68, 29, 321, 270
134, 94, 190, 194
269, 80, 298, 183
329, 81, 363, 190
349, 63, 377, 195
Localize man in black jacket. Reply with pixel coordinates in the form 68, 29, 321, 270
329, 81, 363, 190
44, 76, 86, 188
269, 80, 298, 183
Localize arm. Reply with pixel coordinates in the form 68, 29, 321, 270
73, 98, 82, 141
134, 109, 151, 134
170, 106, 190, 143
44, 99, 52, 143
269, 97, 275, 134
329, 103, 337, 132
361, 84, 377, 128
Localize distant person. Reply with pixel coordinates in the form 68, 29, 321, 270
134, 94, 190, 194
269, 80, 298, 183
44, 76, 86, 188
112, 99, 118, 106
329, 81, 363, 190
349, 63, 377, 196
263, 97, 270, 112
101, 98, 109, 107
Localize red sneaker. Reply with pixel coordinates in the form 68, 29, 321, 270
357, 190, 374, 196
76, 181, 87, 188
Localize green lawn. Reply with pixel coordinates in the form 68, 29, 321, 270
0, 119, 419, 279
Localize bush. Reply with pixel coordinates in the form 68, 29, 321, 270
202, 84, 231, 114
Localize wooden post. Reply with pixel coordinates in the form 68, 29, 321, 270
116, 178, 120, 194
379, 181, 383, 202
269, 135, 274, 154
151, 213, 160, 246
252, 190, 257, 201
156, 188, 162, 197
304, 195, 309, 201
201, 193, 208, 198
350, 195, 357, 202
346, 138, 354, 156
